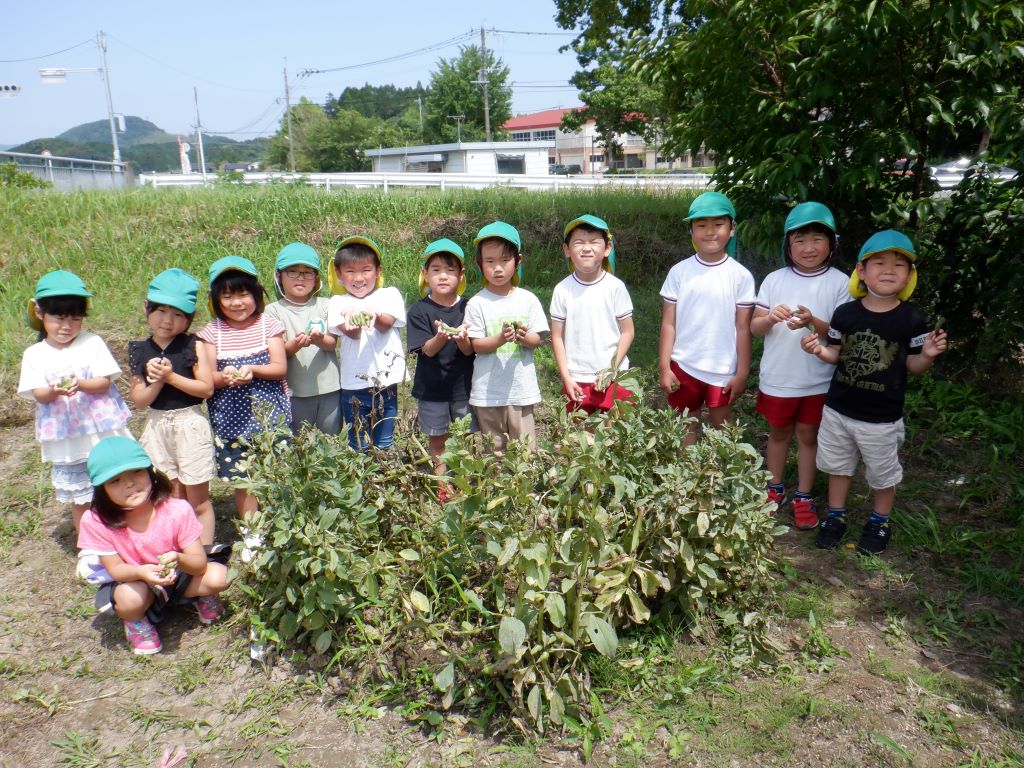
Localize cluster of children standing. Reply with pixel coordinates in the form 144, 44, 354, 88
18, 193, 946, 656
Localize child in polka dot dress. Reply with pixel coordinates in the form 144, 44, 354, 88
197, 257, 290, 522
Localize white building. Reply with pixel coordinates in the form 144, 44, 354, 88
364, 141, 555, 175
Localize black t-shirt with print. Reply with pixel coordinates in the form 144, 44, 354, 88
407, 296, 475, 402
824, 300, 929, 423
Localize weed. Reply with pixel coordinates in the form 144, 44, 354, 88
916, 706, 965, 749
799, 611, 849, 672
171, 649, 213, 695
50, 731, 109, 768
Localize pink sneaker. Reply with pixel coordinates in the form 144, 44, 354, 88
792, 497, 820, 530
195, 595, 223, 625
124, 618, 162, 655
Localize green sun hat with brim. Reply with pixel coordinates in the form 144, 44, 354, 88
563, 214, 616, 274
207, 255, 260, 314
781, 202, 838, 261
87, 436, 153, 487
683, 192, 738, 257
474, 221, 523, 285
28, 270, 93, 330
147, 268, 200, 314
849, 229, 918, 300
419, 238, 468, 297
274, 242, 322, 297
330, 236, 385, 295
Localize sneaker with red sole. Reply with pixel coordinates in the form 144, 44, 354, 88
124, 617, 162, 655
765, 486, 785, 517
791, 496, 820, 530
195, 595, 224, 625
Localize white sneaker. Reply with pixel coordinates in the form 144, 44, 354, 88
238, 526, 264, 564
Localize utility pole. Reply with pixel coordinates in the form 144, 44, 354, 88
448, 114, 465, 143
194, 87, 208, 182
417, 95, 424, 138
477, 24, 492, 142
283, 64, 296, 172
96, 31, 122, 164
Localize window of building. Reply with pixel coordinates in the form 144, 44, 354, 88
496, 154, 526, 174
589, 154, 603, 163
510, 132, 531, 142
532, 129, 556, 141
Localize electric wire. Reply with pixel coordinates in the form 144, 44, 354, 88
0, 39, 93, 63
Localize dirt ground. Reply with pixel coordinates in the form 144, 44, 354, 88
1, 392, 1021, 767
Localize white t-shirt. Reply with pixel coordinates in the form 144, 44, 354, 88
549, 271, 633, 382
326, 287, 408, 390
17, 331, 132, 462
465, 286, 549, 407
755, 265, 851, 397
659, 255, 756, 386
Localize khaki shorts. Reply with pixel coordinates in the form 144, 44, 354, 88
139, 405, 216, 486
816, 406, 905, 490
473, 404, 535, 452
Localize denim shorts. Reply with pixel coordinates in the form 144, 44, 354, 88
340, 385, 398, 451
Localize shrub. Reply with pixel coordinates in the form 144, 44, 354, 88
236, 392, 780, 733
0, 162, 49, 189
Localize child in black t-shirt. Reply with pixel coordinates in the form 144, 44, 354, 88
128, 269, 217, 544
802, 230, 947, 555
407, 240, 475, 477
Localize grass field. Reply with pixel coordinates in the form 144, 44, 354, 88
0, 185, 1021, 767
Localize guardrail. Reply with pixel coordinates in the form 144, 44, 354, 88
139, 170, 713, 192
0, 150, 129, 191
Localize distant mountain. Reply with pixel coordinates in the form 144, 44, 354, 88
58, 116, 176, 147
10, 116, 268, 172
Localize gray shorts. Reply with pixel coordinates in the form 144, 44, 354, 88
816, 406, 905, 489
417, 399, 473, 437
290, 393, 341, 435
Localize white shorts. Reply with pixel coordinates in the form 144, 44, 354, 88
816, 406, 904, 490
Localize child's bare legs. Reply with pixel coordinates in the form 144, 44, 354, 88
183, 482, 214, 545
72, 502, 90, 533
113, 582, 156, 621
707, 404, 733, 429
765, 423, 794, 485
794, 423, 819, 495
428, 434, 448, 474
827, 473, 853, 509
871, 486, 895, 517
183, 562, 229, 598
235, 489, 258, 520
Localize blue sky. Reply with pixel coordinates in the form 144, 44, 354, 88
0, 0, 583, 147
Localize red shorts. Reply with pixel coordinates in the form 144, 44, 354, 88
565, 382, 633, 414
756, 391, 827, 427
666, 362, 730, 412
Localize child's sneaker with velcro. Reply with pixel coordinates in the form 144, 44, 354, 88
765, 484, 785, 516
856, 518, 892, 555
195, 595, 224, 624
791, 496, 819, 530
124, 617, 162, 655
815, 515, 848, 549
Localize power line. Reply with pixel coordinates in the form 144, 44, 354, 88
0, 39, 92, 63
491, 29, 576, 36
298, 31, 476, 78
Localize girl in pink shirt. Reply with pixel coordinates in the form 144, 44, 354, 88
77, 437, 229, 655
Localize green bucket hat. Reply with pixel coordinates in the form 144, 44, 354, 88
849, 229, 918, 300
209, 255, 259, 286
419, 238, 467, 297
563, 214, 616, 274
683, 192, 738, 257
147, 268, 200, 314
781, 202, 838, 262
87, 436, 153, 487
329, 236, 384, 295
28, 270, 92, 330
274, 242, 322, 297
474, 221, 523, 285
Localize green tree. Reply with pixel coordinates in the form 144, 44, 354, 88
423, 45, 512, 144
266, 98, 329, 171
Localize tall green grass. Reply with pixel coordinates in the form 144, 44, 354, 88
0, 185, 714, 391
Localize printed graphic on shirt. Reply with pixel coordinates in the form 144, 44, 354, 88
835, 330, 900, 390
486, 317, 527, 358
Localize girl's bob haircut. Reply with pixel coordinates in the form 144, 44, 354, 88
210, 271, 266, 321
91, 467, 174, 528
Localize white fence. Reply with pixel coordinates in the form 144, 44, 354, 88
139, 170, 713, 193
1, 150, 130, 191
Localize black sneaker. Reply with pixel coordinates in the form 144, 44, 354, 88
856, 518, 892, 555
815, 516, 848, 549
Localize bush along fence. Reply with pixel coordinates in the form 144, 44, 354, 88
234, 390, 782, 735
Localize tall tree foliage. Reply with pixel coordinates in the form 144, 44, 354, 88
556, 0, 1024, 373
423, 45, 512, 144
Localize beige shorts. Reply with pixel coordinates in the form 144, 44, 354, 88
139, 405, 216, 486
472, 404, 535, 452
816, 406, 905, 489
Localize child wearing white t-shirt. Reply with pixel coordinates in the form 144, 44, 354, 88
750, 202, 850, 530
